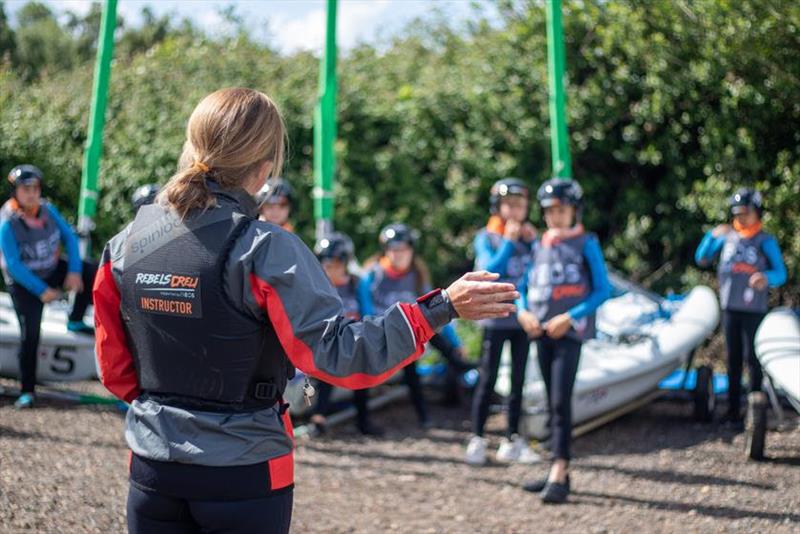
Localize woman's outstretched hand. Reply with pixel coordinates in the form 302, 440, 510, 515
446, 271, 518, 321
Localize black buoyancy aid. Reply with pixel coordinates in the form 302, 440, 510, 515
119, 195, 292, 411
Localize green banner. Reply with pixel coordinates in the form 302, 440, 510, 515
77, 0, 117, 255
546, 0, 572, 179
313, 0, 338, 238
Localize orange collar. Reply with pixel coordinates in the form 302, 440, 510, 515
379, 256, 409, 279
733, 219, 762, 239
7, 198, 40, 219
486, 215, 505, 235
331, 274, 351, 287
281, 221, 294, 233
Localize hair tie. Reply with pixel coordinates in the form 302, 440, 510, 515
193, 160, 210, 173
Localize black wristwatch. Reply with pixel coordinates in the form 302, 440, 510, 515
417, 288, 458, 330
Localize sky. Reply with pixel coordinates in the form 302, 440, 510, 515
7, 0, 499, 53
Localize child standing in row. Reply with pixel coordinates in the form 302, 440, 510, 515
695, 188, 786, 428
518, 178, 611, 504
466, 178, 539, 465
362, 223, 471, 428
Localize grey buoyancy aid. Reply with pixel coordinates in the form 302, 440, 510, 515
527, 234, 595, 341
717, 231, 770, 313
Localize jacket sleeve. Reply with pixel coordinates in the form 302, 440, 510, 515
761, 236, 787, 288
516, 257, 531, 313
93, 236, 140, 403
695, 231, 724, 267
0, 220, 48, 296
46, 203, 82, 274
474, 231, 515, 274
568, 236, 612, 321
241, 227, 445, 390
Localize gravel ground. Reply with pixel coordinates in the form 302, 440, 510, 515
1, 379, 798, 533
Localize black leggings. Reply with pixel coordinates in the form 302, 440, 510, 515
313, 382, 371, 429
537, 336, 582, 461
471, 328, 530, 437
127, 484, 293, 534
722, 310, 766, 418
8, 259, 96, 393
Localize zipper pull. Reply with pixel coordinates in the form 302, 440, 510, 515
303, 378, 316, 407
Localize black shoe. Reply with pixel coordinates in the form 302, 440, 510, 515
309, 421, 328, 437
523, 474, 569, 494
419, 418, 433, 430
720, 413, 745, 432
357, 421, 385, 437
540, 479, 570, 504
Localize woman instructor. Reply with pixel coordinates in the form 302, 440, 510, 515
93, 88, 518, 534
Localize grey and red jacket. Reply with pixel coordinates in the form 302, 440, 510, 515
93, 183, 452, 499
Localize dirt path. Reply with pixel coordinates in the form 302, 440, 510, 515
1, 380, 798, 533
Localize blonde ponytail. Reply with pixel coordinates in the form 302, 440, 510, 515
159, 88, 286, 219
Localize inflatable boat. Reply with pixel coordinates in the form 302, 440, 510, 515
496, 275, 720, 439
0, 292, 98, 381
754, 308, 800, 411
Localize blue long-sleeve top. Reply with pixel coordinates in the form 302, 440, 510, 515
694, 231, 787, 287
473, 232, 517, 274
0, 203, 82, 296
516, 235, 612, 321
355, 276, 375, 316
359, 270, 462, 348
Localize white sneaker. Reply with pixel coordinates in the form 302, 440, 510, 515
465, 435, 487, 465
496, 435, 541, 464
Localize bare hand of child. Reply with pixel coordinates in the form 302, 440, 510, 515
712, 224, 732, 237
545, 313, 572, 339
64, 273, 83, 293
41, 288, 62, 303
520, 222, 537, 242
748, 272, 767, 290
504, 220, 521, 241
518, 310, 543, 338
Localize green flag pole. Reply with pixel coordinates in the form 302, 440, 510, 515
313, 0, 337, 240
546, 0, 572, 179
78, 0, 117, 257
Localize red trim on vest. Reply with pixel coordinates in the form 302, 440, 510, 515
269, 410, 295, 490
249, 273, 428, 390
93, 260, 141, 403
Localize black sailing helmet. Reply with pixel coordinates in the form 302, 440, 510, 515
489, 178, 530, 214
8, 164, 44, 195
729, 187, 763, 217
314, 232, 355, 263
379, 223, 419, 249
255, 177, 294, 207
131, 184, 160, 210
536, 178, 584, 220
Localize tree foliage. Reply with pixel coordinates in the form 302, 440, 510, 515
0, 0, 797, 303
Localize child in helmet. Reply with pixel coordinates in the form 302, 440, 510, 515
255, 177, 294, 232
362, 223, 471, 428
466, 178, 540, 466
131, 183, 160, 212
517, 178, 611, 504
0, 165, 97, 408
695, 188, 786, 428
310, 231, 384, 436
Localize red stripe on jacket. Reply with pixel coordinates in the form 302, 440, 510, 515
93, 260, 140, 403
249, 273, 433, 390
